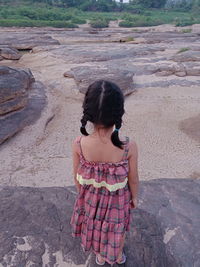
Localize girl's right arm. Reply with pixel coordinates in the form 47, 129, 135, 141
72, 139, 81, 193
127, 141, 139, 208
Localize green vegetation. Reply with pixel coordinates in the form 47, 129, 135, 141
119, 13, 163, 27
0, 0, 200, 28
181, 28, 192, 33
125, 36, 135, 42
177, 47, 190, 54
90, 18, 109, 28
0, 19, 78, 27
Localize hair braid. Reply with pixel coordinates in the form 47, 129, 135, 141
111, 113, 124, 149
80, 113, 89, 136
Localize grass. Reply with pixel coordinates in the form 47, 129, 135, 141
0, 3, 200, 28
177, 47, 190, 54
181, 28, 192, 33
125, 36, 135, 42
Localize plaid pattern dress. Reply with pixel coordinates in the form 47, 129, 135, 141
70, 136, 131, 265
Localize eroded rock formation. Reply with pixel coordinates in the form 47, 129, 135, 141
0, 47, 22, 60
0, 66, 46, 145
0, 32, 60, 50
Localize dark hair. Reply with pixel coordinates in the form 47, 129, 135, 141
80, 80, 125, 149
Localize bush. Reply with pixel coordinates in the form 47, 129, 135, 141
0, 19, 78, 28
119, 16, 163, 27
90, 19, 109, 28
119, 20, 135, 27
71, 17, 86, 24
181, 28, 192, 33
175, 18, 195, 26
18, 8, 38, 20
124, 4, 145, 14
121, 13, 137, 21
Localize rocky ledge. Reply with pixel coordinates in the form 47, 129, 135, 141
0, 47, 22, 61
0, 178, 199, 267
0, 66, 46, 145
0, 32, 60, 50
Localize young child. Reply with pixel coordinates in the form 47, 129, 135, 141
70, 80, 139, 266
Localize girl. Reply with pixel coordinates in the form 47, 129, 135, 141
70, 80, 139, 266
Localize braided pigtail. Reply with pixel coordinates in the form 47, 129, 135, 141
111, 118, 124, 149
80, 114, 89, 136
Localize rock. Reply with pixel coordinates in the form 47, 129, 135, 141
50, 44, 165, 64
0, 47, 22, 60
0, 95, 28, 116
154, 63, 200, 77
135, 78, 200, 88
172, 51, 200, 62
175, 71, 187, 77
184, 62, 200, 76
0, 33, 60, 50
156, 70, 174, 76
0, 178, 199, 266
67, 66, 135, 95
63, 71, 74, 78
0, 66, 46, 145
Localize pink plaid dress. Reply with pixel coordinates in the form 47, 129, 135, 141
70, 136, 131, 265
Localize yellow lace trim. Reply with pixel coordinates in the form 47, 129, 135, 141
76, 174, 128, 192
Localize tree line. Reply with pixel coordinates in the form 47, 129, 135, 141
0, 0, 200, 12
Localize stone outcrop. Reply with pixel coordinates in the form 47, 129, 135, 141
0, 66, 46, 145
0, 178, 199, 266
64, 66, 135, 95
0, 33, 60, 50
172, 51, 200, 62
0, 47, 22, 60
155, 62, 200, 77
49, 44, 165, 64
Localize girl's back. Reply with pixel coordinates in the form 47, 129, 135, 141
80, 133, 126, 164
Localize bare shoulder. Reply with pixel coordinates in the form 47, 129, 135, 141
127, 139, 138, 159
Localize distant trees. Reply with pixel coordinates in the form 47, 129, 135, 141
5, 0, 199, 12
130, 0, 167, 8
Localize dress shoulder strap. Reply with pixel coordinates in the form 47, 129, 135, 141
122, 136, 129, 160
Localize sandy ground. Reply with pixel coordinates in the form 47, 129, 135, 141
0, 24, 200, 188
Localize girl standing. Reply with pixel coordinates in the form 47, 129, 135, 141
70, 80, 139, 265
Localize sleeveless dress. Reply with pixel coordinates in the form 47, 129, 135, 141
70, 136, 132, 265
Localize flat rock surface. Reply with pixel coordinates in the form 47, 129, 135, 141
172, 50, 200, 62
0, 178, 199, 267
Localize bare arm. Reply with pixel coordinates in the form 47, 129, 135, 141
72, 140, 81, 193
127, 141, 139, 208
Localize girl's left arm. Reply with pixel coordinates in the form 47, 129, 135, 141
72, 140, 81, 193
